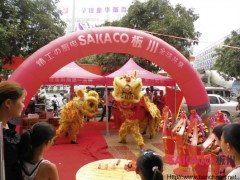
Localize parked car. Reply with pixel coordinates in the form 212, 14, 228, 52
181, 94, 239, 117
205, 86, 237, 102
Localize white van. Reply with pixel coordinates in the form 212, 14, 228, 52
205, 87, 234, 101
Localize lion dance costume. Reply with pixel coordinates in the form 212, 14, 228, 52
112, 71, 161, 149
54, 88, 99, 144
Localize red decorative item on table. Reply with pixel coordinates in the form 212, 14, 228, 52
124, 160, 136, 171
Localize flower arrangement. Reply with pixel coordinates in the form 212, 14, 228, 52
202, 111, 230, 155
159, 106, 175, 129
172, 111, 189, 135
185, 110, 210, 146
211, 111, 231, 130
205, 139, 221, 155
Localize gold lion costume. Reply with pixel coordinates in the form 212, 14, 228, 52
112, 71, 161, 149
54, 88, 99, 144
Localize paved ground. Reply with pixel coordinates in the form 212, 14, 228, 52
103, 128, 177, 179
83, 117, 177, 179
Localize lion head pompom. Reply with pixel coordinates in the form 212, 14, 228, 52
75, 88, 86, 98
87, 90, 99, 101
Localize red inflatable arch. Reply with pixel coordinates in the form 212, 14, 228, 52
9, 27, 210, 114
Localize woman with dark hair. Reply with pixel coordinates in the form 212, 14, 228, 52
212, 124, 227, 146
211, 124, 234, 179
221, 123, 240, 179
136, 149, 163, 180
19, 122, 59, 180
0, 81, 26, 180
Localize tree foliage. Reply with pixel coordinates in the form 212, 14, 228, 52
81, 0, 199, 73
86, 53, 155, 73
0, 0, 66, 70
214, 31, 240, 80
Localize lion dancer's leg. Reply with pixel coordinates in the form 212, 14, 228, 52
54, 121, 68, 141
119, 120, 132, 143
68, 120, 80, 144
130, 120, 145, 150
139, 117, 148, 135
148, 117, 156, 139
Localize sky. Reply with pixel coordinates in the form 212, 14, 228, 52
59, 0, 240, 55
170, 0, 240, 54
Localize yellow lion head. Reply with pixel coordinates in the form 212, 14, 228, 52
74, 88, 99, 118
112, 70, 143, 103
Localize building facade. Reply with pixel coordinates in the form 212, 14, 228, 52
58, 0, 146, 33
193, 28, 240, 70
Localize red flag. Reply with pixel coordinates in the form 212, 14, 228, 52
165, 87, 184, 118
86, 22, 90, 28
78, 23, 84, 30
2, 56, 25, 70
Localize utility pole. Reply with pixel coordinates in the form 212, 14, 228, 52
71, 0, 76, 32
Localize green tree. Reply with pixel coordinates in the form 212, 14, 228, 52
84, 53, 155, 73
214, 31, 240, 80
81, 0, 199, 73
0, 0, 66, 71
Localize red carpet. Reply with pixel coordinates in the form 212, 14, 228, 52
45, 122, 114, 180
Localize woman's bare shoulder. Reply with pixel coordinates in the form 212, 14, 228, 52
36, 161, 59, 180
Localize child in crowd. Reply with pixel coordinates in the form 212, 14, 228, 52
221, 123, 240, 179
136, 149, 163, 180
19, 122, 59, 180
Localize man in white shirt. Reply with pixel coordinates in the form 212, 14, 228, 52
99, 89, 113, 122
50, 95, 59, 116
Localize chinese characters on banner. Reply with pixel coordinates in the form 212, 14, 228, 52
35, 32, 185, 69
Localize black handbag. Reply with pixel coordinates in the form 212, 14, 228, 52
3, 126, 22, 180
